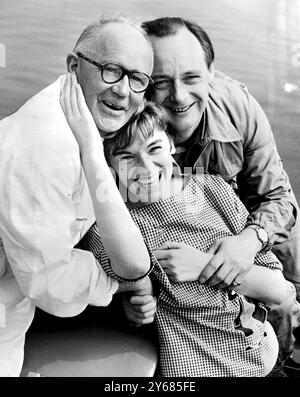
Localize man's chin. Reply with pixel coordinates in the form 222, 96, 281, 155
101, 130, 119, 140
96, 118, 124, 138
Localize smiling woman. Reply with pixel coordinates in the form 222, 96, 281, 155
74, 99, 291, 377
104, 101, 175, 205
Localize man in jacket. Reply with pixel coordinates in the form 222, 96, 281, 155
125, 17, 300, 363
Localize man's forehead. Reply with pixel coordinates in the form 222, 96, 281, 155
150, 28, 206, 69
100, 23, 140, 39
92, 23, 148, 55
90, 23, 153, 72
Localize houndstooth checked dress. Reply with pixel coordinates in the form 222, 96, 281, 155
83, 174, 281, 377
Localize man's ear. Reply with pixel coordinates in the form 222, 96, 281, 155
208, 62, 215, 84
66, 53, 79, 73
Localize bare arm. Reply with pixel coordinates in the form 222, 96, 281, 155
60, 73, 150, 280
232, 265, 290, 305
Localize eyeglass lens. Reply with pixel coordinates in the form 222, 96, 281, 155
102, 64, 149, 93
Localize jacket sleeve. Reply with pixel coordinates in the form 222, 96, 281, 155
0, 120, 118, 317
235, 89, 296, 247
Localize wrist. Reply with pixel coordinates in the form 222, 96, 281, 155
81, 145, 105, 163
80, 137, 103, 155
245, 225, 268, 253
240, 227, 263, 253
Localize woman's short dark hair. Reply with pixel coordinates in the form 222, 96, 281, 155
104, 101, 172, 161
142, 17, 214, 69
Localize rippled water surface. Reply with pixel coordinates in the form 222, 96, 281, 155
0, 0, 299, 199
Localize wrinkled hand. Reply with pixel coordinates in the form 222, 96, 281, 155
198, 233, 257, 289
60, 72, 103, 153
154, 241, 212, 282
122, 276, 157, 327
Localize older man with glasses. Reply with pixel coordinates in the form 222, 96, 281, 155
76, 52, 153, 94
0, 15, 154, 377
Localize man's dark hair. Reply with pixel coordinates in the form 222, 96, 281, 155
142, 17, 214, 69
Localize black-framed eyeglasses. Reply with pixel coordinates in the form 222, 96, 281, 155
77, 52, 153, 93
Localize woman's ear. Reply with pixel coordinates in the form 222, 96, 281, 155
66, 53, 79, 73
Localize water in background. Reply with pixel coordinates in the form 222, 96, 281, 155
0, 0, 299, 200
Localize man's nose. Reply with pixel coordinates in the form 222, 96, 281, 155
111, 75, 130, 97
170, 79, 188, 103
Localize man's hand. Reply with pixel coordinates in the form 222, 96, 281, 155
198, 228, 262, 289
154, 241, 212, 282
122, 276, 157, 327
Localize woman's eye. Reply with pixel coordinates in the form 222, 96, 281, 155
185, 76, 200, 83
149, 146, 163, 153
120, 155, 134, 161
183, 75, 201, 84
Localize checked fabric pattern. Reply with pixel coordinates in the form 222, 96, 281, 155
82, 174, 282, 377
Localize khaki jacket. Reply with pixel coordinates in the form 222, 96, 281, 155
174, 72, 298, 248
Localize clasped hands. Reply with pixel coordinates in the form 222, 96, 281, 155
124, 232, 259, 326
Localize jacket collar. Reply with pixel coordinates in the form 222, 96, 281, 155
205, 93, 241, 143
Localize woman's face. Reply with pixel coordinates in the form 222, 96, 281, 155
109, 128, 174, 204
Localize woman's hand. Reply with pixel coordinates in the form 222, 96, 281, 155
198, 232, 256, 289
154, 242, 213, 282
121, 277, 157, 327
60, 72, 103, 154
